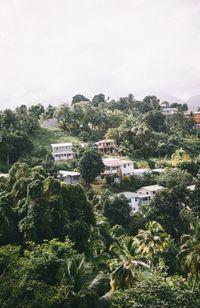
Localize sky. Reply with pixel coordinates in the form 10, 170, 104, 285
0, 0, 200, 108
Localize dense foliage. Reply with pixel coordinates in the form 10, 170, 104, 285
0, 96, 200, 307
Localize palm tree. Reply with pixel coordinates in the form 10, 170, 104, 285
108, 236, 149, 290
65, 255, 111, 306
133, 221, 170, 269
178, 222, 200, 291
89, 212, 112, 271
117, 140, 130, 156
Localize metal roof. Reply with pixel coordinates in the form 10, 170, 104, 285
103, 158, 133, 167
58, 170, 80, 177
51, 143, 72, 147
137, 185, 164, 192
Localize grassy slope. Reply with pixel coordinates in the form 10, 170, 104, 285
29, 127, 81, 151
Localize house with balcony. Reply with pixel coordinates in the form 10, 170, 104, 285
99, 157, 134, 182
51, 143, 74, 161
96, 139, 116, 154
136, 185, 164, 199
57, 170, 80, 184
121, 191, 151, 213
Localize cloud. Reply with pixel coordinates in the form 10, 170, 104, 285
0, 0, 200, 108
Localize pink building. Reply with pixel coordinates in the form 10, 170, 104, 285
96, 139, 116, 154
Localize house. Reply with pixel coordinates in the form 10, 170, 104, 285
132, 169, 151, 176
51, 143, 74, 161
132, 168, 164, 177
161, 108, 177, 116
80, 143, 87, 148
96, 139, 116, 154
101, 157, 134, 181
121, 192, 151, 213
187, 185, 195, 191
193, 112, 200, 124
0, 173, 9, 178
136, 185, 164, 199
58, 170, 80, 184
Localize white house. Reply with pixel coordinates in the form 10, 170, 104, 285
187, 185, 195, 191
80, 143, 88, 148
101, 157, 134, 181
121, 192, 151, 213
132, 168, 164, 177
0, 173, 9, 178
58, 170, 80, 184
132, 169, 151, 176
51, 143, 74, 161
136, 185, 164, 199
161, 108, 177, 116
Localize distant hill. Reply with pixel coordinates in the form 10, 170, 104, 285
154, 92, 200, 111
156, 92, 185, 105
187, 95, 200, 111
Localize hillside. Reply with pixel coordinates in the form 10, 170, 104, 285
187, 95, 200, 111
29, 127, 81, 151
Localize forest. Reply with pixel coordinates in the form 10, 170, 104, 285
0, 94, 200, 307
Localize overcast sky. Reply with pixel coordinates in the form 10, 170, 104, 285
0, 0, 200, 108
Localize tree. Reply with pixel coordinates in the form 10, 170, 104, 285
171, 148, 191, 167
116, 123, 158, 158
134, 221, 170, 269
110, 257, 149, 291
43, 104, 56, 119
178, 222, 200, 291
0, 109, 17, 130
144, 110, 166, 132
0, 192, 19, 245
18, 178, 50, 243
178, 160, 200, 177
103, 194, 132, 228
92, 94, 105, 107
190, 176, 200, 215
72, 94, 90, 104
28, 104, 45, 118
0, 132, 33, 165
54, 103, 74, 131
108, 235, 149, 291
79, 148, 105, 185
170, 102, 188, 112
147, 186, 190, 240
61, 183, 95, 251
143, 96, 160, 110
158, 168, 192, 188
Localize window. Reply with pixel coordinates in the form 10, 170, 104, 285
153, 191, 156, 194
124, 164, 126, 168
135, 198, 138, 201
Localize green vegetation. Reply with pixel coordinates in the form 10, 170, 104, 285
29, 126, 81, 152
0, 97, 200, 307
